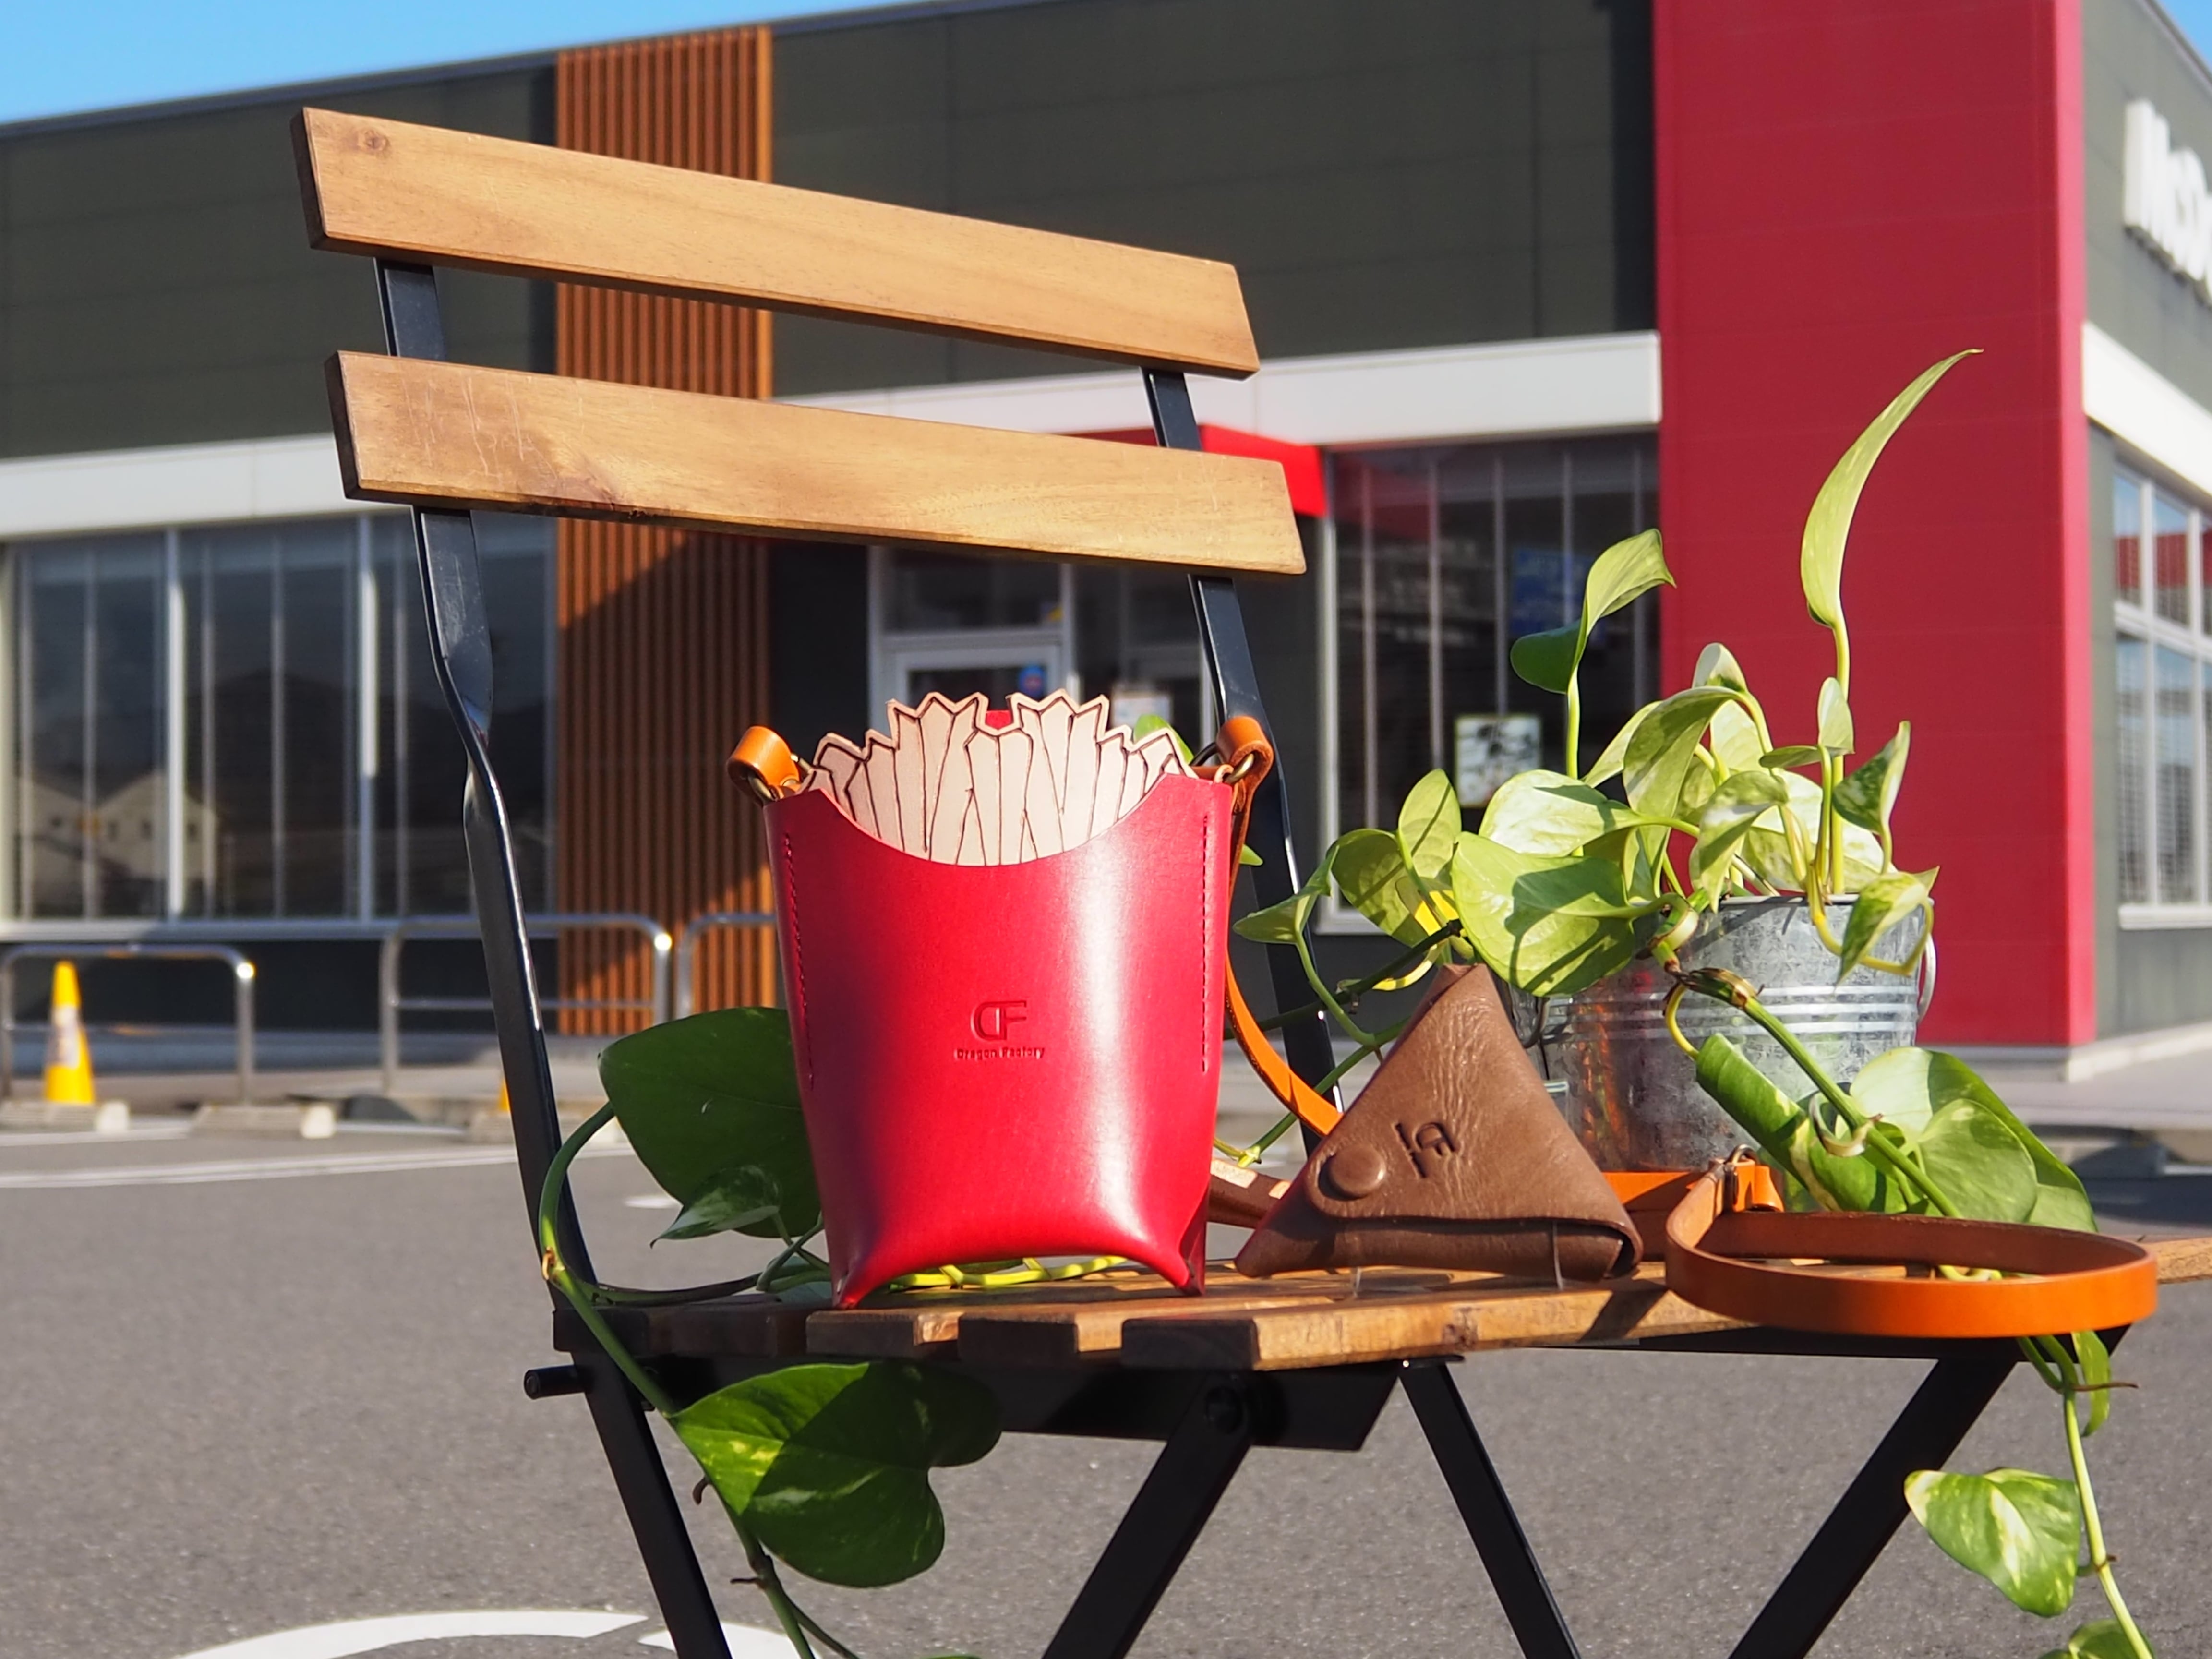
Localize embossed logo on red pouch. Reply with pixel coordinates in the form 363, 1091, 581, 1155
956, 998, 1043, 1060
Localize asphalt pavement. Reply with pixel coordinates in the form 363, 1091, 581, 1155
4, 1123, 2211, 1659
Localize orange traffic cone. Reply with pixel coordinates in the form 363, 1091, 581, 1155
43, 962, 127, 1133
43, 962, 96, 1106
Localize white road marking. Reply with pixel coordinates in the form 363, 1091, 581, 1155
0, 1144, 628, 1190
625, 1193, 680, 1210
0, 1122, 192, 1147
637, 1623, 792, 1655
171, 1608, 645, 1658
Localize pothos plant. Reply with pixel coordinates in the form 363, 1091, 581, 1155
538, 1008, 1001, 1659
1234, 352, 2156, 1659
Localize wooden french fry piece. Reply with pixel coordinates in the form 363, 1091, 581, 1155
967, 728, 1003, 864
1062, 697, 1105, 850
928, 695, 984, 862
1037, 692, 1075, 812
1092, 731, 1130, 839
844, 757, 878, 836
1118, 734, 1148, 817
890, 702, 926, 854
1024, 731, 1064, 857
954, 796, 985, 866
862, 734, 898, 844
1134, 728, 1177, 793
997, 728, 1034, 863
808, 733, 866, 802
915, 694, 957, 855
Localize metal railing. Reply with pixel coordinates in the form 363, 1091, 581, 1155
0, 943, 257, 1106
672, 911, 779, 1019
379, 913, 673, 1095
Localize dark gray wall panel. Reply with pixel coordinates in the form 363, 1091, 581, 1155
2085, 0, 2212, 409
0, 69, 552, 460
775, 0, 1653, 395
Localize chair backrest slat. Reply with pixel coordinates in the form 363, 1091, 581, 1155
329, 353, 1305, 576
296, 108, 1260, 377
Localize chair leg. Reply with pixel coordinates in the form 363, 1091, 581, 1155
1402, 1361, 1584, 1659
1727, 1350, 2020, 1659
582, 1358, 734, 1659
1040, 1379, 1256, 1659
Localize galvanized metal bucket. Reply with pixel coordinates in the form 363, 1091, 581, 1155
1520, 897, 1933, 1171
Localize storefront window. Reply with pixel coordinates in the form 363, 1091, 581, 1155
2115, 475, 2142, 607
2114, 464, 2212, 918
2116, 637, 2148, 906
1329, 437, 1657, 842
9, 513, 551, 921
18, 536, 166, 917
870, 549, 1209, 740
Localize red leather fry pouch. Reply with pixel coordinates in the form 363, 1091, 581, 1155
765, 776, 1234, 1305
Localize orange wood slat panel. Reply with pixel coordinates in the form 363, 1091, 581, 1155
555, 27, 776, 1031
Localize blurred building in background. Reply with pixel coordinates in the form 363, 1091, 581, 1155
0, 0, 2202, 1065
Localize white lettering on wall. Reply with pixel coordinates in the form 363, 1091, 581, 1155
2125, 98, 2212, 301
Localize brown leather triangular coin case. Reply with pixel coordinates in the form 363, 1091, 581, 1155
1236, 966, 1640, 1282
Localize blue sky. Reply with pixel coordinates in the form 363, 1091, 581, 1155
0, 1, 872, 125
7, 1, 2212, 127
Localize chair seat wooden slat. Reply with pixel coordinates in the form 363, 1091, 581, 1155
577, 1238, 2212, 1372
327, 352, 1306, 574
296, 108, 1261, 376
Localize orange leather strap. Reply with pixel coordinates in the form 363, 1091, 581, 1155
1209, 718, 1341, 1138
1662, 1166, 2158, 1338
728, 725, 804, 800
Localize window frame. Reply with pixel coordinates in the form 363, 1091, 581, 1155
1317, 433, 1659, 933
2114, 462, 2212, 928
0, 510, 555, 930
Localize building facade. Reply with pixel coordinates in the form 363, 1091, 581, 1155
0, 0, 2203, 1061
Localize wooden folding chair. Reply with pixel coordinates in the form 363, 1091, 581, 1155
292, 105, 1339, 1658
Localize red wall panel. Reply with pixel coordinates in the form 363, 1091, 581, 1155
1655, 0, 2091, 1045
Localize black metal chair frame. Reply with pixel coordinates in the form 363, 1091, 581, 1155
372, 253, 2068, 1659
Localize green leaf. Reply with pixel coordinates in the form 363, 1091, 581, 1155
1738, 770, 1884, 895
1238, 844, 1263, 867
1707, 701, 1766, 772
1803, 352, 1976, 633
1511, 530, 1671, 696
1582, 527, 1671, 625
1916, 1101, 2039, 1224
2040, 1619, 2143, 1659
1480, 769, 1655, 856
1693, 641, 1750, 692
1835, 867, 1933, 979
600, 1009, 818, 1239
1450, 833, 1644, 996
1817, 677, 1854, 754
1623, 685, 1740, 821
1130, 713, 1193, 764
1396, 769, 1463, 879
1233, 849, 1334, 944
1761, 745, 1823, 770
1333, 828, 1440, 947
1693, 1035, 1908, 1212
1689, 769, 1790, 904
1585, 704, 1655, 788
2074, 1328, 2115, 1438
673, 1361, 999, 1588
659, 1165, 784, 1242
1510, 625, 1582, 695
1904, 1467, 2080, 1617
1850, 1048, 2095, 1232
1835, 722, 1912, 834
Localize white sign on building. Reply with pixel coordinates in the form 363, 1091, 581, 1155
2124, 97, 2212, 303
